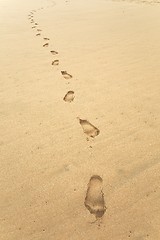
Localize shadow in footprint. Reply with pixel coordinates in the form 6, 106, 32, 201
85, 175, 106, 219
37, 29, 42, 32
32, 26, 36, 29
63, 91, 75, 102
43, 43, 49, 47
52, 60, 59, 66
78, 118, 100, 138
44, 37, 50, 41
50, 50, 58, 55
36, 33, 41, 36
61, 71, 72, 80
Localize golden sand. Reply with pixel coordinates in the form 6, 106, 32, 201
0, 0, 160, 239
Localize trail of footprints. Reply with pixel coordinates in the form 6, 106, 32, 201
28, 7, 100, 138
28, 4, 104, 221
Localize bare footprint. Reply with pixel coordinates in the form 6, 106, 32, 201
36, 33, 41, 36
61, 71, 72, 79
44, 37, 50, 41
78, 118, 100, 138
84, 175, 106, 219
63, 91, 75, 102
52, 60, 59, 66
43, 43, 49, 47
50, 50, 58, 55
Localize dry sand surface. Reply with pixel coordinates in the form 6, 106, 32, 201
1, 0, 160, 239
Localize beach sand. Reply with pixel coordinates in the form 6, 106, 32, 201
0, 0, 160, 239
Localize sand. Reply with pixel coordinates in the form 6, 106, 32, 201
0, 0, 160, 239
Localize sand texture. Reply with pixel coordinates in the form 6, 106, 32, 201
0, 0, 160, 239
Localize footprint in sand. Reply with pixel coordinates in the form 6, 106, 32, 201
43, 43, 49, 47
63, 91, 75, 102
50, 50, 58, 55
61, 71, 72, 79
35, 23, 38, 25
44, 37, 50, 41
36, 33, 41, 36
52, 60, 59, 66
32, 26, 36, 29
84, 175, 106, 219
78, 118, 100, 138
37, 29, 42, 32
